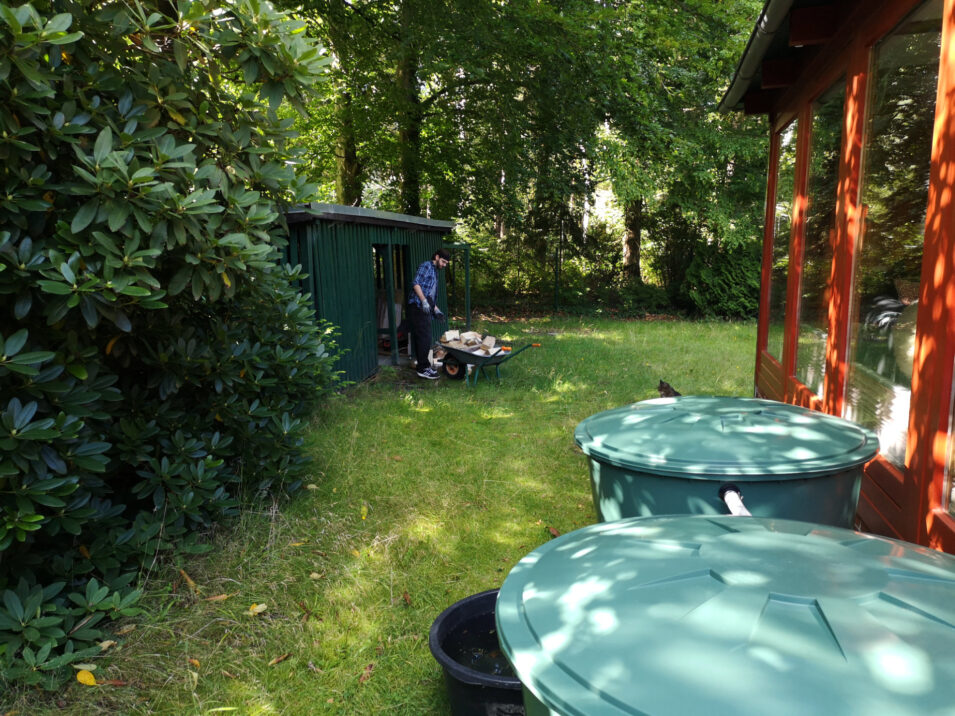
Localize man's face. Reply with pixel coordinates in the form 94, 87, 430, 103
436, 256, 449, 269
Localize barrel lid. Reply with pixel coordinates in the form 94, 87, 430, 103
496, 515, 955, 716
573, 397, 878, 478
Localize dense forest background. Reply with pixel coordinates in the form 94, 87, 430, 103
292, 0, 768, 316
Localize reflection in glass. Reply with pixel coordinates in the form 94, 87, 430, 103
844, 0, 942, 468
768, 122, 798, 361
796, 81, 845, 397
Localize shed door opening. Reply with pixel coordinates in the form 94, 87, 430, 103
374, 244, 410, 359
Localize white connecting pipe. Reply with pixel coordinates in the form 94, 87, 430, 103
719, 484, 752, 517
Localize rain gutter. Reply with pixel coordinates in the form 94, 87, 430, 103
718, 0, 796, 112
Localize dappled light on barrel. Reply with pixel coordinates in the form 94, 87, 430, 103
867, 642, 934, 694
497, 515, 955, 714
575, 397, 877, 527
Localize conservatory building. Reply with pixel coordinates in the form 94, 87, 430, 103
721, 0, 955, 550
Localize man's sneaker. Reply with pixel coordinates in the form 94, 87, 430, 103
417, 367, 440, 380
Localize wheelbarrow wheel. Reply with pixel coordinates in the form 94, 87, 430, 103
442, 356, 467, 380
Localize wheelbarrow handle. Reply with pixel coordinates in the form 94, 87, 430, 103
507, 342, 539, 357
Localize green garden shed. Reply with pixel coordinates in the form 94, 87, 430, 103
284, 203, 463, 382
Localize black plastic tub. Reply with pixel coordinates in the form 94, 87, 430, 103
429, 589, 524, 716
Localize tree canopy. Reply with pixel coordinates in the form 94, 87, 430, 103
294, 0, 766, 314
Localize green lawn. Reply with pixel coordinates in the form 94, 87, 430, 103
13, 316, 756, 715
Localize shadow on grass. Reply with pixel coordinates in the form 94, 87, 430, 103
17, 317, 755, 715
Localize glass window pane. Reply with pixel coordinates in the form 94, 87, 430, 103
796, 81, 845, 397
768, 121, 798, 361
844, 0, 942, 468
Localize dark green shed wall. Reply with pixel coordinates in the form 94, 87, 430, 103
284, 207, 453, 383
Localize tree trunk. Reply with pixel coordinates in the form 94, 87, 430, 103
397, 27, 422, 216
335, 91, 363, 206
623, 196, 644, 283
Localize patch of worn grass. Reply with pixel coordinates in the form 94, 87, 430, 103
6, 316, 755, 715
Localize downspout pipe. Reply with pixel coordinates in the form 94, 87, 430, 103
718, 0, 796, 112
719, 484, 753, 517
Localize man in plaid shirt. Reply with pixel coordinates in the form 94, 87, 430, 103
408, 248, 450, 379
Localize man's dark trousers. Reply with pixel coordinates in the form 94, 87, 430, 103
408, 303, 432, 370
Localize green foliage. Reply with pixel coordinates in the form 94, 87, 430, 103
643, 206, 701, 307
0, 0, 338, 688
616, 282, 673, 316
0, 577, 141, 689
684, 241, 761, 318
461, 217, 676, 317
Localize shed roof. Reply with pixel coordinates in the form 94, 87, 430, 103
286, 202, 455, 233
719, 0, 844, 114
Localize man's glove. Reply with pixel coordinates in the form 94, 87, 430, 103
433, 307, 445, 320
421, 299, 430, 313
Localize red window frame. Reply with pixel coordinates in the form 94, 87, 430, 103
755, 0, 955, 550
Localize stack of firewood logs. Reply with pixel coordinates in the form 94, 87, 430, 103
438, 330, 498, 355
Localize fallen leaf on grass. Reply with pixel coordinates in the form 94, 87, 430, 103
305, 484, 319, 490
309, 572, 324, 580
203, 593, 232, 602
78, 545, 91, 559
350, 549, 360, 558
98, 640, 117, 651
289, 541, 308, 547
298, 601, 315, 622
72, 663, 97, 671
359, 663, 374, 683
391, 455, 403, 462
179, 569, 200, 594
402, 591, 412, 606
268, 653, 291, 667
247, 603, 268, 615
115, 624, 136, 635
221, 670, 238, 679
188, 658, 201, 669
76, 670, 97, 686
307, 661, 323, 673
547, 526, 561, 538
360, 503, 368, 520
97, 679, 129, 687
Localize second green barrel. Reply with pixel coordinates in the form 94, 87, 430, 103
574, 396, 878, 527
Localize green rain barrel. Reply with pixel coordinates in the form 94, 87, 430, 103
574, 396, 878, 527
496, 515, 955, 716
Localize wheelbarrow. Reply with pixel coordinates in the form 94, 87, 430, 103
437, 341, 539, 386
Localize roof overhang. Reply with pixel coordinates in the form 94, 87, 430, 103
286, 203, 455, 233
719, 0, 843, 114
